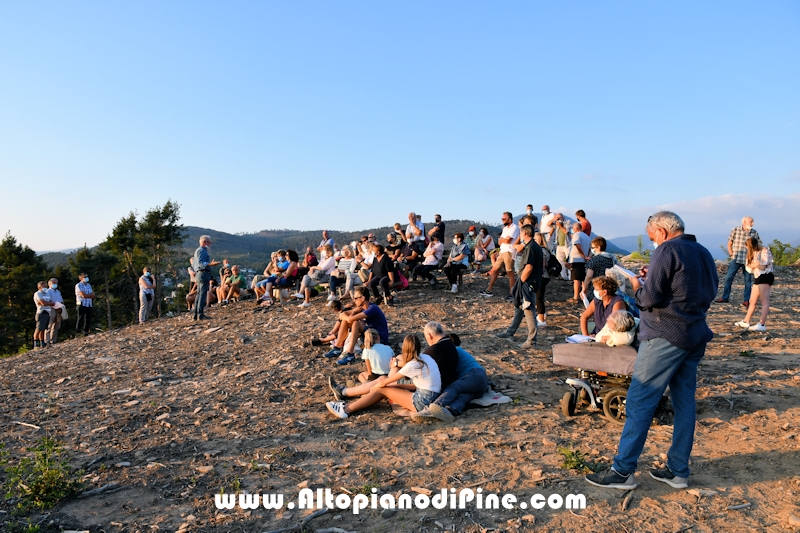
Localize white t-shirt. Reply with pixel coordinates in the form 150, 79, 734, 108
33, 290, 52, 314
499, 223, 520, 254
318, 256, 337, 275
361, 343, 394, 375
541, 213, 556, 235
398, 353, 442, 393
569, 231, 591, 263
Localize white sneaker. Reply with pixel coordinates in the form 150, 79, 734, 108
326, 300, 334, 307
326, 401, 348, 419
327, 293, 337, 301
299, 302, 312, 308
451, 284, 458, 293
536, 321, 547, 327
748, 323, 766, 332
293, 292, 304, 299
734, 321, 750, 329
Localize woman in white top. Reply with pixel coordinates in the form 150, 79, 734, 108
139, 266, 156, 323
473, 227, 495, 273
735, 237, 774, 332
325, 334, 441, 419
296, 245, 336, 307
327, 245, 360, 304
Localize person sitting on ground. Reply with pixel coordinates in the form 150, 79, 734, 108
582, 237, 616, 302
222, 265, 247, 303
352, 327, 395, 378
296, 245, 336, 307
254, 251, 286, 300
473, 227, 495, 274
412, 235, 444, 286
595, 310, 638, 347
364, 244, 395, 306
444, 232, 470, 293
259, 250, 299, 306
580, 276, 627, 336
323, 286, 389, 365
215, 266, 232, 305
326, 334, 441, 419
412, 333, 489, 422
312, 300, 351, 347
421, 321, 460, 390
328, 245, 360, 304
735, 236, 774, 332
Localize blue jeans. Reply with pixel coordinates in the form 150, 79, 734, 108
721, 259, 752, 302
412, 389, 440, 412
194, 273, 210, 318
434, 367, 488, 416
613, 338, 705, 479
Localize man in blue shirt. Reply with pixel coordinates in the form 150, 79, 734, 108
192, 235, 220, 320
324, 286, 389, 365
586, 211, 718, 491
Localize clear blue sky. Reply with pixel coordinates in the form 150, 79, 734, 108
1, 1, 798, 252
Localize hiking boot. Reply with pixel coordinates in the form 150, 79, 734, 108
495, 331, 513, 339
429, 403, 455, 422
336, 353, 356, 365
323, 347, 343, 358
328, 376, 346, 401
649, 466, 688, 489
326, 401, 349, 419
585, 467, 638, 490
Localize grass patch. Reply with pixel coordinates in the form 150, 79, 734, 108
2, 437, 84, 513
557, 444, 598, 473
738, 350, 755, 357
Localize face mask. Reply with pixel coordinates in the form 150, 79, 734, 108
468, 231, 475, 236
542, 209, 550, 216
145, 272, 152, 277
527, 209, 532, 215
83, 277, 89, 283
50, 284, 58, 290
593, 289, 602, 300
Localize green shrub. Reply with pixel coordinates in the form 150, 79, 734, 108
769, 239, 800, 266
3, 437, 84, 512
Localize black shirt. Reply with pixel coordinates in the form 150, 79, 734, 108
431, 222, 445, 243
422, 337, 459, 389
370, 254, 394, 279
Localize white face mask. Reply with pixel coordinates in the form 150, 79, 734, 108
468, 231, 475, 236
542, 209, 550, 215
593, 289, 602, 300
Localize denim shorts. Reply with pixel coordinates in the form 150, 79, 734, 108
412, 388, 440, 412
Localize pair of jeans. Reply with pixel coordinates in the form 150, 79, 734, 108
434, 367, 488, 416
721, 260, 753, 302
194, 273, 211, 318
413, 264, 438, 281
139, 291, 154, 323
613, 337, 706, 478
76, 305, 92, 334
506, 306, 537, 343
443, 263, 467, 285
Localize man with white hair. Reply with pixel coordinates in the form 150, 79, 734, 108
192, 235, 219, 320
586, 211, 717, 491
718, 216, 760, 308
318, 230, 334, 259
540, 205, 556, 250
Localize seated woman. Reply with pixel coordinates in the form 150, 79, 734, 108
220, 265, 247, 304
327, 245, 361, 304
582, 237, 616, 302
580, 276, 627, 336
595, 310, 638, 347
350, 327, 395, 378
325, 334, 441, 419
259, 250, 299, 306
254, 251, 286, 301
473, 227, 495, 274
443, 232, 470, 293
412, 235, 444, 285
215, 266, 232, 305
296, 245, 336, 307
364, 244, 395, 305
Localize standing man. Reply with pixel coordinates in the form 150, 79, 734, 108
406, 212, 426, 254
480, 212, 519, 300
576, 209, 592, 236
568, 222, 591, 302
33, 281, 54, 348
495, 224, 543, 349
540, 205, 556, 250
428, 214, 445, 243
318, 230, 334, 258
586, 211, 717, 490
192, 235, 220, 321
718, 216, 760, 308
45, 278, 64, 345
75, 273, 95, 335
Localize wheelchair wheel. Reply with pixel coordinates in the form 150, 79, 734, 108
562, 391, 576, 417
602, 388, 627, 425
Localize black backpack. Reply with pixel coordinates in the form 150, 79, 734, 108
546, 252, 561, 278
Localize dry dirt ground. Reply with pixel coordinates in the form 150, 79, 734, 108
1, 265, 799, 533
